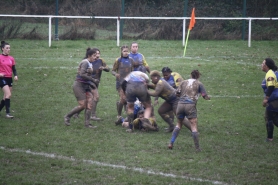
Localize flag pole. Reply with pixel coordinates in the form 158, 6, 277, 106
183, 7, 195, 57
183, 29, 190, 57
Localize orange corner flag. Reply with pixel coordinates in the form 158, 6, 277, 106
188, 8, 195, 30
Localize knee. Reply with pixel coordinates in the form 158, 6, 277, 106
5, 93, 11, 99
78, 100, 87, 109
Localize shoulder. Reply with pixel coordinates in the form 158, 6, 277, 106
157, 79, 164, 85
266, 70, 276, 80
172, 72, 182, 77
80, 59, 89, 66
8, 55, 15, 60
115, 57, 121, 63
129, 57, 135, 62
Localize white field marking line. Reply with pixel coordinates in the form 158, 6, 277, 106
210, 95, 262, 98
0, 146, 229, 185
18, 55, 252, 60
19, 57, 259, 66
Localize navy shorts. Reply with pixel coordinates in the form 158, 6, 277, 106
0, 77, 12, 88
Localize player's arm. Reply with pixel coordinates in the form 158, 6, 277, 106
142, 55, 150, 73
148, 82, 163, 97
130, 58, 135, 71
100, 59, 110, 72
12, 58, 18, 80
139, 72, 150, 83
79, 62, 99, 83
147, 83, 156, 89
111, 59, 119, 78
199, 83, 210, 100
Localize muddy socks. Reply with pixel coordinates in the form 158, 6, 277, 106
170, 127, 180, 144
117, 101, 124, 116
192, 132, 200, 151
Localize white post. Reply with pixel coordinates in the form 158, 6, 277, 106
49, 17, 52, 47
248, 18, 251, 47
182, 19, 186, 46
117, 18, 120, 47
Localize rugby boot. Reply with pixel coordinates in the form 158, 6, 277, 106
126, 128, 133, 133
6, 113, 14, 119
64, 106, 83, 126
91, 116, 101, 121
165, 125, 175, 133
168, 143, 173, 150
115, 116, 123, 126
85, 124, 97, 129
64, 116, 70, 126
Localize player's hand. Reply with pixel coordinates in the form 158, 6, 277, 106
99, 66, 104, 70
115, 74, 120, 79
94, 79, 100, 85
14, 76, 18, 81
263, 99, 268, 107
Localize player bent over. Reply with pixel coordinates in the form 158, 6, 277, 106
168, 70, 210, 151
121, 71, 152, 132
147, 70, 179, 133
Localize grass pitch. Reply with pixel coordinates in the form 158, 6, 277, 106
0, 39, 278, 185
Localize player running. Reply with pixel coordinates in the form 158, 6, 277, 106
168, 70, 210, 152
64, 48, 99, 128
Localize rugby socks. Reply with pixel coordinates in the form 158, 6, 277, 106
117, 101, 124, 116
85, 109, 93, 127
127, 112, 134, 130
170, 127, 180, 144
192, 132, 200, 150
161, 113, 175, 128
66, 106, 84, 118
91, 101, 98, 117
0, 99, 5, 112
5, 99, 10, 114
266, 120, 274, 139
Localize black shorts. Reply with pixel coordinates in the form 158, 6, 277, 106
0, 77, 12, 88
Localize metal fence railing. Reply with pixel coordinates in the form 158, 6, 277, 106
0, 14, 277, 47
